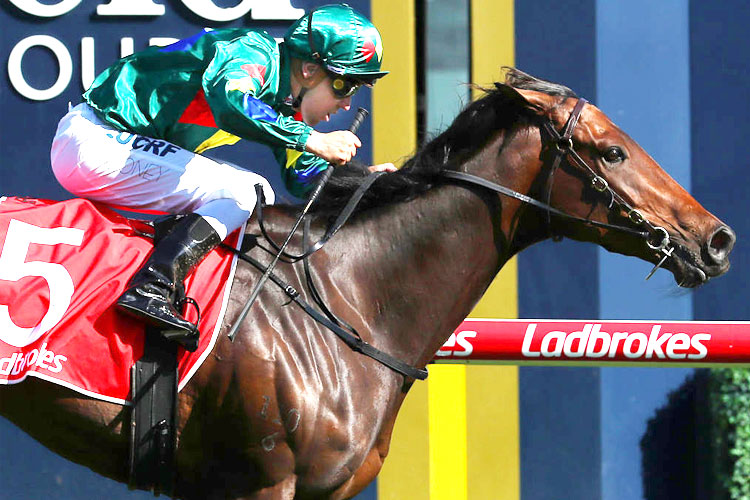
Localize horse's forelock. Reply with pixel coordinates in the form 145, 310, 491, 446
503, 67, 578, 98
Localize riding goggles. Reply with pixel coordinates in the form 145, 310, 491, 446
327, 72, 365, 99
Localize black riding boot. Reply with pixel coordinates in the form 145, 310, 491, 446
117, 213, 221, 351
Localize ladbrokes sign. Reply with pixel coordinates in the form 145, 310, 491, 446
435, 319, 750, 365
520, 323, 710, 360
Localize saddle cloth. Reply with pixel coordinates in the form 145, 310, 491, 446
0, 196, 242, 404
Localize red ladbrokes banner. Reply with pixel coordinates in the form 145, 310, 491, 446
437, 318, 750, 364
0, 196, 241, 404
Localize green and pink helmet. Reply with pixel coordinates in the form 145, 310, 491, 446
284, 3, 388, 85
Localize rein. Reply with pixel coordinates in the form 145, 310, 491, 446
443, 97, 675, 280
441, 170, 647, 238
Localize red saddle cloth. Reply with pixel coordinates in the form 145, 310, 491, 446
0, 196, 242, 404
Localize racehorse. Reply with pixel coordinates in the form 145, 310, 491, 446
0, 69, 736, 499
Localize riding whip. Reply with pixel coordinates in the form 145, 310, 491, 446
228, 107, 369, 342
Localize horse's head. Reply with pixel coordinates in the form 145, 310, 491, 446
503, 77, 735, 288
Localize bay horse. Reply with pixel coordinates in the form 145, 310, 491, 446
0, 69, 735, 499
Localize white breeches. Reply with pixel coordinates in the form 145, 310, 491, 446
50, 103, 275, 240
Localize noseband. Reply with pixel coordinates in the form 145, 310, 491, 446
442, 97, 675, 280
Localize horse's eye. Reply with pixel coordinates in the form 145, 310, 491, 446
603, 146, 626, 164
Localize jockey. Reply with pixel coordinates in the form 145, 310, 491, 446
50, 3, 393, 351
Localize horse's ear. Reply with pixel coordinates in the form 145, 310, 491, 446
495, 83, 553, 115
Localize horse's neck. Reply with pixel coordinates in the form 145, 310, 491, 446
330, 131, 536, 368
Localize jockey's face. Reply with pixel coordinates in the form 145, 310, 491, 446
298, 63, 352, 126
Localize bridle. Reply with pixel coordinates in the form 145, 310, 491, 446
442, 97, 676, 280
238, 96, 676, 380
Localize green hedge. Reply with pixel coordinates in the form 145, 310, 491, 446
710, 368, 750, 500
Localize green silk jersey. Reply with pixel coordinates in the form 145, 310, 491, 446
83, 28, 330, 197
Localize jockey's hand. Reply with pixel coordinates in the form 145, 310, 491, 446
306, 130, 361, 166
368, 163, 398, 173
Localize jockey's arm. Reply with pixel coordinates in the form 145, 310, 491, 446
203, 40, 313, 153
273, 147, 397, 198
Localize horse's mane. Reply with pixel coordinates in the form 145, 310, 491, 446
311, 68, 577, 216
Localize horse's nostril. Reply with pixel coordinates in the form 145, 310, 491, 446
706, 225, 736, 264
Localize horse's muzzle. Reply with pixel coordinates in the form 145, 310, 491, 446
666, 224, 735, 287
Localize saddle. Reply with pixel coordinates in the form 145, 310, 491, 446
0, 196, 243, 494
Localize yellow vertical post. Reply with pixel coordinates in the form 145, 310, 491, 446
371, 1, 428, 499
466, 0, 521, 500
371, 0, 417, 167
374, 1, 520, 499
466, 1, 520, 500
426, 0, 519, 498
428, 365, 468, 500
